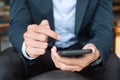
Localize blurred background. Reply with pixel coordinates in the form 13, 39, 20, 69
0, 0, 10, 51
0, 0, 120, 57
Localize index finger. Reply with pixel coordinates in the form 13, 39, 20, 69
38, 26, 61, 40
38, 20, 60, 40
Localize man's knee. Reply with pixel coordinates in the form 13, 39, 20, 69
99, 53, 120, 80
105, 53, 120, 69
0, 47, 26, 80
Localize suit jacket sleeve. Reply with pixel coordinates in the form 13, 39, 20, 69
88, 0, 114, 63
8, 0, 32, 55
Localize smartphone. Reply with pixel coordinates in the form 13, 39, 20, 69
59, 49, 92, 57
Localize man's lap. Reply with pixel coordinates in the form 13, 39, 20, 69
0, 47, 120, 80
0, 47, 26, 80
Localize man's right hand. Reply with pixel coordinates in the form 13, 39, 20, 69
23, 20, 60, 58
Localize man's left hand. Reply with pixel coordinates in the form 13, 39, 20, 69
51, 43, 100, 72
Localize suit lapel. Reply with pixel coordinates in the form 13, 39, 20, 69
41, 0, 54, 30
46, 0, 54, 30
75, 0, 89, 35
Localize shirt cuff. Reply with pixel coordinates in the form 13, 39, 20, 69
22, 41, 35, 60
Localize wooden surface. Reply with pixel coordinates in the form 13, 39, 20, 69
114, 26, 120, 58
0, 23, 9, 28
0, 23, 9, 51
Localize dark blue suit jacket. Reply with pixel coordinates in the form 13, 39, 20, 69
9, 0, 114, 63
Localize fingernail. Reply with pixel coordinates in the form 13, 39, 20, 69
51, 47, 54, 52
51, 46, 56, 53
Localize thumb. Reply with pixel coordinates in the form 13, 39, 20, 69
83, 44, 95, 53
51, 46, 57, 54
40, 20, 50, 29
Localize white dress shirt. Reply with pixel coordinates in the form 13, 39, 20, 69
53, 0, 77, 48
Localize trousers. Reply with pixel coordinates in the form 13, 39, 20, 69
0, 47, 120, 80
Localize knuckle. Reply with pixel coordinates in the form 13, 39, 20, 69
26, 52, 34, 58
27, 24, 37, 31
60, 67, 65, 71
76, 68, 82, 72
40, 34, 48, 41
23, 32, 27, 38
71, 70, 75, 72
23, 32, 31, 40
27, 49, 39, 58
25, 41, 30, 47
44, 43, 48, 49
27, 25, 33, 30
60, 65, 66, 71
79, 64, 86, 69
54, 64, 59, 69
29, 54, 35, 58
26, 47, 31, 54
75, 69, 81, 72
40, 49, 46, 55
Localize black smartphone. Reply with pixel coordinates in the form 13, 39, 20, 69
59, 49, 92, 57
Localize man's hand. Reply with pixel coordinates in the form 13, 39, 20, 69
23, 20, 60, 58
51, 44, 100, 72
